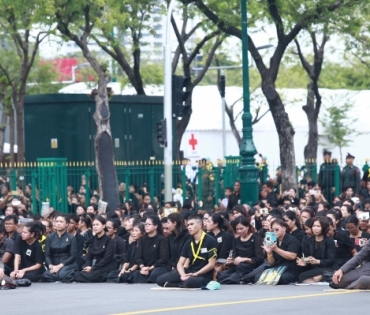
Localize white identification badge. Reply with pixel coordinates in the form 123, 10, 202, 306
26, 249, 32, 256
217, 237, 223, 243
200, 248, 207, 253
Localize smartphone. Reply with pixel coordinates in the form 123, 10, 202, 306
228, 250, 233, 258
309, 189, 316, 195
265, 232, 277, 246
355, 238, 366, 247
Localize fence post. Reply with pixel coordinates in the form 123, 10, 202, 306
149, 166, 154, 201
214, 167, 219, 206
125, 169, 130, 202
85, 170, 91, 207
10, 169, 16, 191
31, 171, 37, 214
181, 168, 187, 201
197, 168, 203, 205
334, 163, 341, 198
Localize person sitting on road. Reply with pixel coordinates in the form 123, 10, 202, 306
259, 219, 300, 284
345, 215, 370, 252
156, 215, 217, 288
107, 222, 145, 283
296, 216, 336, 284
10, 221, 44, 282
73, 216, 116, 282
129, 215, 170, 283
331, 236, 370, 290
42, 214, 78, 283
0, 223, 15, 275
105, 218, 127, 270
217, 216, 264, 284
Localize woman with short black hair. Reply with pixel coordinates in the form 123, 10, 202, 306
260, 219, 300, 285
130, 215, 170, 283
10, 222, 44, 282
283, 211, 305, 245
218, 216, 264, 284
42, 214, 78, 282
345, 215, 370, 252
73, 216, 116, 282
297, 216, 336, 284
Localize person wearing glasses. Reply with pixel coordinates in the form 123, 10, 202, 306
259, 218, 300, 284
129, 215, 170, 283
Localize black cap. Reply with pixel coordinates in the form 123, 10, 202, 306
323, 149, 332, 156
346, 153, 355, 159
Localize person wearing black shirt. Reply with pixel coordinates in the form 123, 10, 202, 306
157, 215, 217, 288
260, 219, 300, 284
327, 217, 356, 269
4, 215, 21, 244
227, 181, 241, 211
66, 214, 85, 269
73, 216, 116, 282
218, 216, 264, 284
283, 211, 305, 255
107, 222, 145, 283
130, 215, 170, 283
10, 222, 44, 282
42, 214, 78, 282
345, 215, 370, 252
297, 217, 336, 284
166, 213, 191, 269
0, 224, 15, 275
106, 219, 127, 269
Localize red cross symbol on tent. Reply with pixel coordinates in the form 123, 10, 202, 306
189, 134, 198, 150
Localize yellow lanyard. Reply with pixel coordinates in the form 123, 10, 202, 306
190, 232, 206, 263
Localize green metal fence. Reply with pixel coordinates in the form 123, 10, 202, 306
0, 159, 367, 213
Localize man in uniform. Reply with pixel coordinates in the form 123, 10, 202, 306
318, 149, 335, 205
341, 153, 361, 195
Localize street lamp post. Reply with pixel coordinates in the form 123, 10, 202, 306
239, 0, 259, 205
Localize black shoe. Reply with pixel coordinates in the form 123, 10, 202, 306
329, 281, 342, 290
15, 279, 32, 287
1, 283, 16, 290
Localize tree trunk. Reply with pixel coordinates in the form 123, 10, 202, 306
176, 91, 193, 158
303, 84, 318, 161
262, 83, 296, 190
9, 105, 15, 163
93, 75, 119, 212
0, 104, 7, 161
15, 105, 25, 162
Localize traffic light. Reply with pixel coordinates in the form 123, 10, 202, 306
156, 119, 167, 147
172, 75, 191, 117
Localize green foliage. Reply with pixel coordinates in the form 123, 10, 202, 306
320, 101, 360, 161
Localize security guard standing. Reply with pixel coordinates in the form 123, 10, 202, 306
318, 149, 335, 204
201, 160, 215, 210
341, 153, 361, 195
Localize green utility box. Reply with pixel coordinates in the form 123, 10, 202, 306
24, 94, 176, 162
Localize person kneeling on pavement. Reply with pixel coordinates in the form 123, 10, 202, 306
156, 215, 217, 288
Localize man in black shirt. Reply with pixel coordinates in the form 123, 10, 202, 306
4, 215, 21, 243
0, 224, 15, 275
157, 215, 217, 288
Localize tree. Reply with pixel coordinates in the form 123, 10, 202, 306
294, 29, 329, 161
47, 0, 119, 212
320, 101, 359, 163
183, 0, 359, 189
0, 1, 50, 161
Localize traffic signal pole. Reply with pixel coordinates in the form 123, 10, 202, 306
164, 0, 175, 202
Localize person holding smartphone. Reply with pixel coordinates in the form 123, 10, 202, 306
259, 219, 300, 284
218, 217, 264, 284
296, 216, 336, 284
345, 215, 370, 252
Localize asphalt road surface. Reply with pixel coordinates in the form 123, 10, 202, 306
0, 283, 368, 315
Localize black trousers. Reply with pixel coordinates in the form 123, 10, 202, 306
129, 266, 171, 283
156, 269, 210, 288
42, 264, 78, 283
298, 267, 326, 282
22, 269, 44, 282
106, 270, 132, 283
74, 262, 116, 283
217, 263, 254, 284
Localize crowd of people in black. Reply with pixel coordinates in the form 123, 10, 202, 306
1, 171, 370, 290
